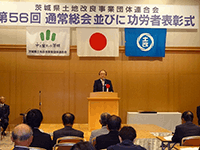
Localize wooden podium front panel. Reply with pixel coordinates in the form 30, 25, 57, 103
88, 97, 119, 131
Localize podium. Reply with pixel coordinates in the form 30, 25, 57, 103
88, 92, 120, 131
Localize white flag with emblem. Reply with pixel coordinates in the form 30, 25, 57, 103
77, 28, 119, 57
26, 27, 70, 56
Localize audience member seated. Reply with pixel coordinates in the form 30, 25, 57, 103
53, 112, 84, 145
95, 115, 121, 150
11, 123, 33, 150
89, 112, 110, 143
70, 141, 95, 150
107, 126, 147, 150
26, 109, 53, 150
197, 106, 200, 125
172, 111, 200, 144
0, 96, 10, 136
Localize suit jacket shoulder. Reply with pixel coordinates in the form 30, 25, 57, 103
95, 131, 120, 150
30, 128, 53, 150
172, 122, 200, 143
89, 126, 109, 142
53, 126, 84, 145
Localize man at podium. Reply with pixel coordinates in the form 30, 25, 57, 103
93, 69, 114, 92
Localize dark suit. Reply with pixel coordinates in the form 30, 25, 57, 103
93, 79, 114, 92
107, 139, 147, 150
197, 106, 200, 125
53, 126, 84, 145
29, 128, 53, 150
95, 130, 120, 150
0, 104, 10, 132
172, 121, 200, 144
13, 146, 29, 150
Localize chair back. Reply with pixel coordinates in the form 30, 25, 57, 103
29, 147, 47, 150
53, 142, 76, 150
92, 137, 96, 147
56, 136, 85, 144
182, 136, 200, 146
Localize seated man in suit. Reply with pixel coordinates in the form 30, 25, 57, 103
107, 126, 146, 150
11, 123, 33, 150
172, 111, 200, 144
26, 109, 53, 150
0, 96, 10, 136
93, 69, 114, 92
53, 112, 84, 145
89, 112, 110, 143
197, 106, 200, 125
95, 115, 121, 150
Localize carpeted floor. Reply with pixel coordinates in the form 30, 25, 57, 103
0, 131, 14, 150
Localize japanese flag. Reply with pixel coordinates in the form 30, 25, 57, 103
77, 28, 119, 57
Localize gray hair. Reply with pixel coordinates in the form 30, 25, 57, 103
100, 112, 110, 126
12, 124, 33, 141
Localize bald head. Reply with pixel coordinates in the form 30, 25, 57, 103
0, 96, 5, 104
62, 112, 75, 126
11, 124, 33, 147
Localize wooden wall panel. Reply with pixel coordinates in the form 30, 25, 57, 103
41, 72, 67, 123
73, 72, 95, 123
1, 46, 200, 125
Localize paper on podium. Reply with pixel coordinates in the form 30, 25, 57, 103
164, 135, 173, 140
180, 148, 199, 150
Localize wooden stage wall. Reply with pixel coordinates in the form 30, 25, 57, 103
1, 45, 200, 126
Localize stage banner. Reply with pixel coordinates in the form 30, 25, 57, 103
0, 2, 198, 29
125, 28, 167, 57
77, 28, 119, 57
26, 27, 70, 56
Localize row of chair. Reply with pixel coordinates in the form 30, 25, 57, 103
53, 136, 86, 150
182, 136, 200, 146
53, 135, 200, 149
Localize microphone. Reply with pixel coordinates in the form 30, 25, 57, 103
106, 84, 110, 92
39, 91, 42, 110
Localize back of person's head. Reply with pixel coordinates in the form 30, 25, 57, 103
100, 112, 111, 126
11, 123, 33, 146
62, 112, 75, 125
70, 141, 95, 150
107, 115, 121, 131
119, 126, 136, 141
26, 109, 43, 128
181, 111, 194, 122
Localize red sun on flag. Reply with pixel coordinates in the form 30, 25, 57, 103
89, 32, 107, 51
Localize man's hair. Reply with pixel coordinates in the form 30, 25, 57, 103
100, 112, 111, 126
62, 112, 75, 125
70, 141, 95, 150
26, 109, 43, 128
119, 126, 136, 141
12, 124, 33, 141
107, 115, 121, 131
181, 111, 194, 122
98, 69, 107, 76
0, 96, 4, 99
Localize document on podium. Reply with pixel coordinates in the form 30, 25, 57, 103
180, 148, 199, 150
164, 135, 173, 141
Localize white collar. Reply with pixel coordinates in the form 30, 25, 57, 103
15, 145, 29, 149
